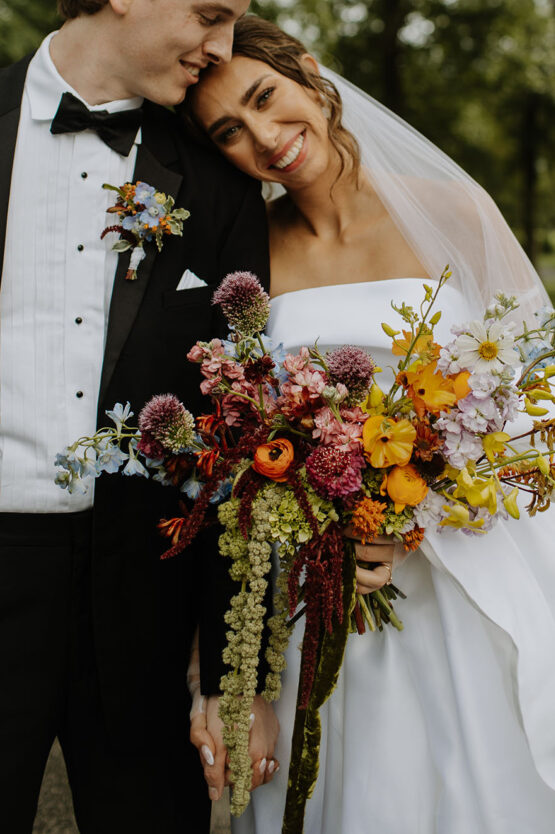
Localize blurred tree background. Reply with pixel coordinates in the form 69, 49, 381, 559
1, 0, 554, 294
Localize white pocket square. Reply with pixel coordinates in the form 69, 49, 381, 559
176, 269, 208, 290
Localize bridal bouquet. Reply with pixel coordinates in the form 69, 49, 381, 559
55, 268, 555, 829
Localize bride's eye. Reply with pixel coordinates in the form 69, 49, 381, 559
256, 87, 275, 109
217, 124, 241, 144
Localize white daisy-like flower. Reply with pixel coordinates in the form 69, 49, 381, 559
454, 320, 519, 373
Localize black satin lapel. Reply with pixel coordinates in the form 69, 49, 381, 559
0, 55, 31, 288
98, 142, 183, 409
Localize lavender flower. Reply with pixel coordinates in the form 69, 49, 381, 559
305, 446, 364, 499
138, 394, 195, 455
326, 346, 375, 404
212, 272, 270, 336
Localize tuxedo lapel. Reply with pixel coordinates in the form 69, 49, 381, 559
99, 138, 183, 408
0, 54, 32, 288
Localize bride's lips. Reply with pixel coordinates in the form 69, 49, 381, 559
268, 131, 308, 173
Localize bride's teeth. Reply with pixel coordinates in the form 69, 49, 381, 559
274, 134, 304, 170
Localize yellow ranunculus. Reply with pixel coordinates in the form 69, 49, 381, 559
385, 464, 428, 512
362, 415, 416, 468
452, 371, 471, 401
453, 469, 498, 513
439, 503, 486, 531
482, 431, 510, 463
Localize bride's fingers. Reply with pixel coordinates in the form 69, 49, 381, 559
356, 562, 392, 593
354, 540, 394, 564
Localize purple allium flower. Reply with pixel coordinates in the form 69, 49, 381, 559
305, 446, 364, 499
138, 394, 195, 454
326, 346, 375, 404
212, 271, 270, 336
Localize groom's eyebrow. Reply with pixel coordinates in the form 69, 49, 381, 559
207, 75, 272, 136
192, 2, 237, 17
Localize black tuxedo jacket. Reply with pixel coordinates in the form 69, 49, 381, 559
0, 55, 270, 750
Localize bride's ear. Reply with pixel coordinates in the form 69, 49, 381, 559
300, 54, 321, 77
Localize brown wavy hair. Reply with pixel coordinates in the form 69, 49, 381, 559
183, 15, 361, 182
57, 0, 108, 19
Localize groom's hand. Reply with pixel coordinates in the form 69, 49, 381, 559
191, 695, 280, 800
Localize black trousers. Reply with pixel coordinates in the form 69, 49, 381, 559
0, 511, 210, 834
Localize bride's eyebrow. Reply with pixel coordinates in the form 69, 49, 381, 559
207, 74, 272, 136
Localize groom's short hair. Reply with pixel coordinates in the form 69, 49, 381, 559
58, 0, 108, 19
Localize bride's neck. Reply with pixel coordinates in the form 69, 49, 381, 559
285, 166, 381, 241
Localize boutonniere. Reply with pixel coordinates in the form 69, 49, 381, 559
101, 181, 190, 280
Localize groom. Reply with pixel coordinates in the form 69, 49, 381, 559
0, 0, 270, 831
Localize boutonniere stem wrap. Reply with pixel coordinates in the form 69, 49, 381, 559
101, 181, 190, 280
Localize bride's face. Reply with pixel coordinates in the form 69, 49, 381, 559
193, 56, 333, 188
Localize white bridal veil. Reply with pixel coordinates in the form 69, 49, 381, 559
322, 68, 550, 325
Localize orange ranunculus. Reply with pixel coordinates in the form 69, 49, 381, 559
452, 370, 471, 401
253, 438, 294, 481
362, 415, 416, 468
385, 464, 428, 513
404, 360, 457, 418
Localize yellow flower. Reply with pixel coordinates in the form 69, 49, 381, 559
384, 464, 429, 512
503, 487, 520, 519
452, 371, 471, 402
392, 330, 439, 360
482, 431, 510, 463
362, 415, 416, 468
524, 397, 549, 416
536, 454, 551, 476
452, 469, 498, 513
439, 503, 486, 530
404, 361, 457, 417
360, 383, 385, 415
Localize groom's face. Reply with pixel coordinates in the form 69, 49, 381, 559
118, 0, 250, 105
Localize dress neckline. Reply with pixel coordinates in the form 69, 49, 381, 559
270, 276, 433, 302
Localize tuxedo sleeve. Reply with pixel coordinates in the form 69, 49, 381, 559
198, 177, 271, 695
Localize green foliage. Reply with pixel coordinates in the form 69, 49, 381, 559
0, 0, 59, 66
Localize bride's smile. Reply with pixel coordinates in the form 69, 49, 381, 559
190, 56, 332, 188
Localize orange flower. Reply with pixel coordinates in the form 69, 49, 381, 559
253, 438, 294, 482
350, 497, 388, 544
362, 415, 416, 468
404, 361, 457, 418
392, 330, 440, 360
158, 517, 185, 546
412, 421, 442, 462
402, 525, 425, 552
384, 464, 428, 512
452, 370, 471, 401
196, 448, 220, 478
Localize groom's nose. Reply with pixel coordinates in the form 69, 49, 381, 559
203, 26, 234, 65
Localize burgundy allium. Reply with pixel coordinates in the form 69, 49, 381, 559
326, 346, 375, 404
138, 394, 195, 454
212, 271, 270, 336
305, 446, 364, 499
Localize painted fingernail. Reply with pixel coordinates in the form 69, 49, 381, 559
259, 758, 267, 774
267, 760, 275, 775
249, 712, 255, 729
209, 787, 219, 800
201, 745, 215, 766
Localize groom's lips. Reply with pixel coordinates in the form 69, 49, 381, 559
267, 131, 305, 169
179, 60, 203, 84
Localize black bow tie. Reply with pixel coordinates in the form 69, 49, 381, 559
50, 92, 143, 156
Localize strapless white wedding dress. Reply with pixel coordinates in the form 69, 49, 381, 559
232, 280, 555, 834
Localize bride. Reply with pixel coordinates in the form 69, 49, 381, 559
185, 15, 555, 834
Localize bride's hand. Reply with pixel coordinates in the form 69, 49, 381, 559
343, 524, 395, 594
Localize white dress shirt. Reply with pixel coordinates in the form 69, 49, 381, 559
0, 32, 142, 512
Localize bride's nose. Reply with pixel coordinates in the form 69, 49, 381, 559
251, 121, 280, 153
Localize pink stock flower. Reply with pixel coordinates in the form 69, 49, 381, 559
312, 407, 364, 451
283, 348, 311, 375
306, 446, 365, 499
